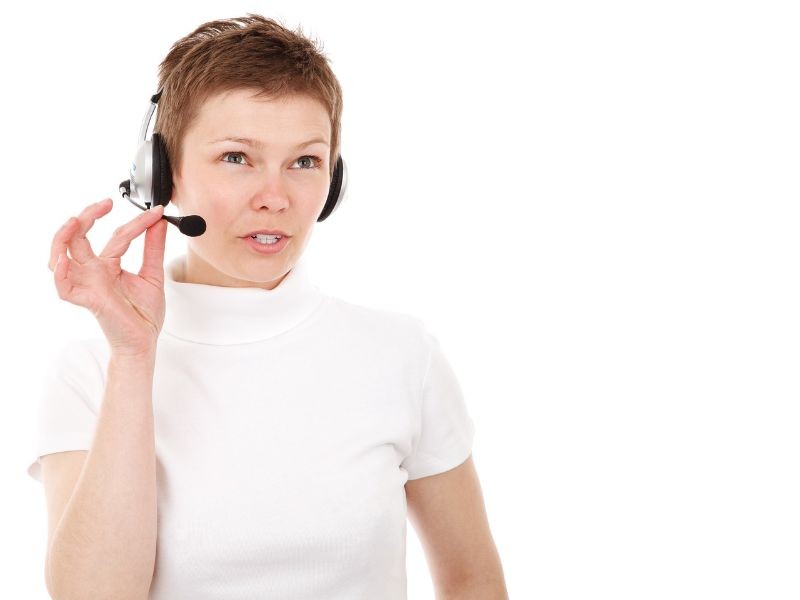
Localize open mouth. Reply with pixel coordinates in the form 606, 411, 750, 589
243, 235, 290, 254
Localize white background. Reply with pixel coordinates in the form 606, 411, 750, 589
3, 1, 799, 598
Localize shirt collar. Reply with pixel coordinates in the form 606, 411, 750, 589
162, 254, 326, 345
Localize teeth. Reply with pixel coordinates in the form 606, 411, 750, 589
251, 234, 281, 245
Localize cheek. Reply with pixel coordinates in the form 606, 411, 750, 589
307, 182, 332, 211
184, 174, 231, 214
180, 189, 236, 237
207, 205, 239, 235
297, 196, 326, 225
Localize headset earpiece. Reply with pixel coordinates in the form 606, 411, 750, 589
152, 132, 173, 207
317, 154, 348, 222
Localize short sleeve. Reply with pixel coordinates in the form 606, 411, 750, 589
26, 339, 105, 483
401, 328, 476, 480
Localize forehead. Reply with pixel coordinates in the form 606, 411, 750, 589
187, 88, 330, 141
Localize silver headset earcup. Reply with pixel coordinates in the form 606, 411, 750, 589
130, 138, 155, 208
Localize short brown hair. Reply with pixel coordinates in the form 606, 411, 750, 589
153, 14, 343, 179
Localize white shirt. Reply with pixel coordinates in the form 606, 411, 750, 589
27, 254, 475, 599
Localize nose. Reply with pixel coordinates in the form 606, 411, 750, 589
250, 166, 291, 212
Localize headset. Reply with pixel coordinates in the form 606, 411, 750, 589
119, 89, 349, 236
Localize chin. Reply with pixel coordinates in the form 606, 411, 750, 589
235, 261, 291, 285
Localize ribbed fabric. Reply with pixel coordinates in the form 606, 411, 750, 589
27, 254, 475, 599
162, 255, 327, 345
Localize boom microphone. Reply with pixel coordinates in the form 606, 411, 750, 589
119, 180, 207, 237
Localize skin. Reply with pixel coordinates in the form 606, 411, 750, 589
169, 88, 332, 289
406, 456, 509, 598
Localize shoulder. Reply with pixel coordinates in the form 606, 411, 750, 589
46, 336, 109, 384
36, 337, 110, 416
323, 295, 432, 352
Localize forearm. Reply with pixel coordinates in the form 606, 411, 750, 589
439, 579, 509, 600
46, 352, 158, 600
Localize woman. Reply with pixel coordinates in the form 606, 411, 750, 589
29, 14, 508, 599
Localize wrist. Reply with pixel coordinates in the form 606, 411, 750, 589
109, 347, 157, 368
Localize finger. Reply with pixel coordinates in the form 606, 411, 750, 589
66, 198, 115, 264
139, 216, 168, 286
98, 205, 165, 260
48, 217, 79, 272
53, 251, 75, 302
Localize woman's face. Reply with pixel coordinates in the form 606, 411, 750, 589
170, 88, 332, 289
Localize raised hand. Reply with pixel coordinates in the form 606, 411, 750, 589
49, 198, 168, 357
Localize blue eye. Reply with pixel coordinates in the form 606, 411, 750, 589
221, 152, 248, 165
295, 156, 322, 170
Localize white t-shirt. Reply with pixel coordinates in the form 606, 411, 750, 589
27, 254, 475, 600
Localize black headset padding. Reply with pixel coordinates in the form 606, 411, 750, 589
151, 132, 173, 207
318, 154, 343, 222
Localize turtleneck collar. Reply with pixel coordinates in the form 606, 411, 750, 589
162, 255, 327, 345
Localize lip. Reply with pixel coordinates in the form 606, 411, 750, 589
243, 235, 290, 255
242, 230, 291, 237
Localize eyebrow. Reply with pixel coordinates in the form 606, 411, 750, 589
208, 136, 330, 150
